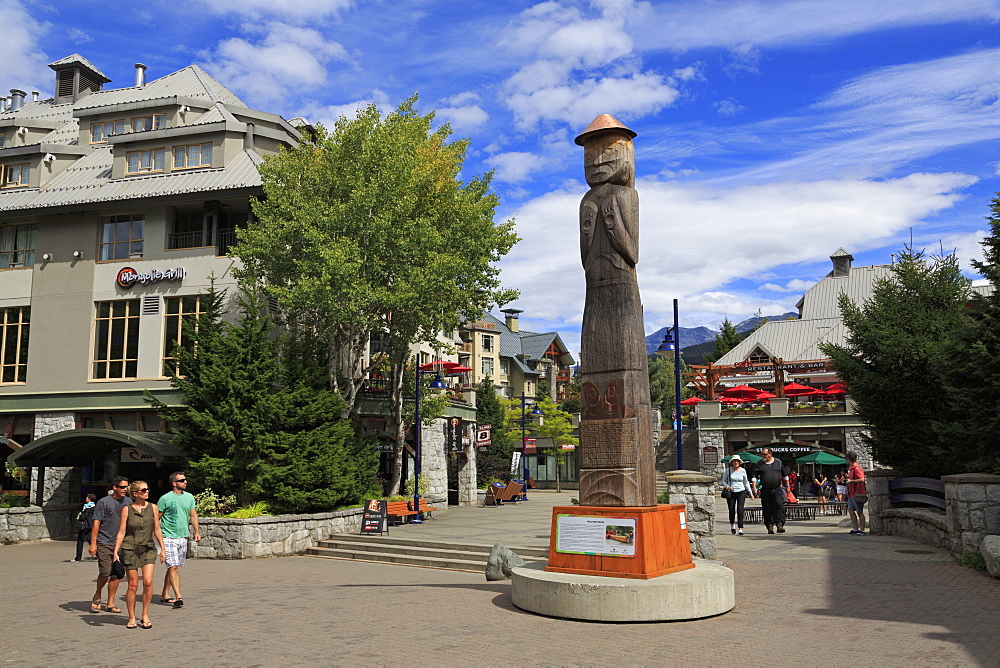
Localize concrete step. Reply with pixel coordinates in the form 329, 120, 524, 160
305, 534, 548, 572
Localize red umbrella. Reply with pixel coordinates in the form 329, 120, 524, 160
720, 384, 763, 399
782, 382, 818, 396
720, 396, 748, 404
419, 360, 461, 370
679, 397, 705, 406
755, 391, 777, 400
446, 365, 473, 375
820, 386, 846, 396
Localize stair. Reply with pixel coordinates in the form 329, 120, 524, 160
305, 534, 549, 573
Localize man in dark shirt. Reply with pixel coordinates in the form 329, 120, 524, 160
88, 476, 131, 613
753, 448, 791, 534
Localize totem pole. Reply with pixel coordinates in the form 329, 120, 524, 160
576, 114, 656, 507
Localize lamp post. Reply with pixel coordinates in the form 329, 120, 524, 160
520, 392, 543, 500
412, 365, 446, 524
656, 299, 683, 471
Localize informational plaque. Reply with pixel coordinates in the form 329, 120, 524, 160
555, 515, 636, 557
360, 499, 387, 535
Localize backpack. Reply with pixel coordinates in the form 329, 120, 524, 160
76, 505, 95, 533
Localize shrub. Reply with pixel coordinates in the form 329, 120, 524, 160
0, 493, 29, 508
401, 476, 428, 497
657, 490, 671, 504
194, 488, 237, 517
226, 502, 270, 519
959, 552, 986, 571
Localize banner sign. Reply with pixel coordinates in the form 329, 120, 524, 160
360, 499, 388, 535
476, 423, 491, 451
555, 515, 636, 557
735, 361, 827, 373
120, 447, 154, 463
445, 418, 465, 452
523, 437, 536, 454
510, 451, 521, 475
117, 266, 185, 289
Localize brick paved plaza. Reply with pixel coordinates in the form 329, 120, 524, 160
2, 491, 998, 666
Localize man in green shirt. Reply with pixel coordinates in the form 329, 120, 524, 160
157, 471, 200, 608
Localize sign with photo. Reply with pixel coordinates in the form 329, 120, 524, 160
360, 499, 387, 535
555, 515, 637, 557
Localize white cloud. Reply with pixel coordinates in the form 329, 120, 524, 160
484, 152, 544, 184
195, 0, 352, 21
715, 99, 746, 117
761, 279, 817, 293
295, 90, 392, 129
0, 1, 51, 94
201, 22, 350, 106
435, 95, 489, 134
67, 28, 93, 45
498, 171, 977, 336
723, 44, 762, 77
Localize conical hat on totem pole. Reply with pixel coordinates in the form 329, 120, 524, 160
574, 113, 637, 146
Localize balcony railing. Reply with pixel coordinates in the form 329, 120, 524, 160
720, 405, 772, 417
789, 402, 847, 414
167, 228, 239, 255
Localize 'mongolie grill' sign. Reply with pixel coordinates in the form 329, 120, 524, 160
117, 266, 185, 289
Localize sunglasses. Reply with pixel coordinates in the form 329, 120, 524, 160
174, 479, 187, 483
114, 485, 129, 489
136, 488, 149, 493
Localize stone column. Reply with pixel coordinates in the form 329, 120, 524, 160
699, 401, 721, 418
697, 429, 724, 477
768, 398, 788, 417
943, 473, 1000, 557
664, 470, 717, 559
420, 418, 448, 499
865, 469, 896, 536
844, 428, 872, 468
457, 442, 478, 506
29, 413, 78, 506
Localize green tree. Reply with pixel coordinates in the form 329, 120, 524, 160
648, 354, 690, 418
532, 396, 578, 493
560, 376, 581, 414
233, 96, 519, 494
933, 197, 1000, 475
820, 250, 971, 477
705, 318, 743, 364
475, 377, 515, 485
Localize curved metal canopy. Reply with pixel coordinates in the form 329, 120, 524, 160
7, 429, 184, 467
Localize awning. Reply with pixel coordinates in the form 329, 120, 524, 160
7, 429, 185, 467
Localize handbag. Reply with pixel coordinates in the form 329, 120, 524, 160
853, 493, 868, 504
721, 488, 732, 499
110, 559, 126, 580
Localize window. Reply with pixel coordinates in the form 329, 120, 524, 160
482, 357, 494, 375
126, 149, 165, 174
500, 359, 509, 375
1, 164, 30, 187
0, 223, 36, 269
173, 143, 213, 169
0, 134, 5, 149
747, 347, 771, 365
90, 120, 126, 143
99, 214, 144, 261
93, 300, 140, 379
162, 295, 205, 376
0, 306, 29, 384
131, 114, 166, 133
482, 335, 493, 352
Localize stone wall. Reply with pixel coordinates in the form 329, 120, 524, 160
697, 430, 724, 477
456, 445, 477, 506
0, 504, 77, 544
664, 470, 716, 560
843, 427, 872, 469
868, 470, 1000, 571
190, 494, 449, 559
421, 418, 448, 497
29, 412, 78, 506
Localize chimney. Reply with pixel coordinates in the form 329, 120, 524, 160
134, 63, 147, 88
501, 308, 523, 333
31, 91, 39, 101
244, 122, 255, 150
830, 248, 854, 278
9, 90, 26, 112
0, 97, 7, 113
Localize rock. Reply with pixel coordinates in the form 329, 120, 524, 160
485, 543, 525, 581
982, 535, 1000, 578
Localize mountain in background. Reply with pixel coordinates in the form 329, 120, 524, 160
644, 312, 799, 362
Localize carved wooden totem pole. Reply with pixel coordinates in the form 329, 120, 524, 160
576, 114, 656, 507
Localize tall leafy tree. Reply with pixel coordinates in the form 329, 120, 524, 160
705, 318, 743, 364
234, 96, 519, 494
532, 396, 578, 493
474, 377, 515, 484
933, 198, 1000, 475
820, 250, 971, 477
648, 354, 690, 418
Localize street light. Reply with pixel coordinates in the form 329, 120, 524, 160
412, 365, 446, 524
520, 392, 543, 500
656, 298, 683, 471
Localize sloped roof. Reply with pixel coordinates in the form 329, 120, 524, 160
715, 317, 844, 366
48, 53, 110, 81
73, 65, 245, 110
796, 264, 893, 319
478, 312, 575, 374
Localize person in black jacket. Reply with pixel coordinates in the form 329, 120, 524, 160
74, 494, 97, 562
753, 448, 791, 534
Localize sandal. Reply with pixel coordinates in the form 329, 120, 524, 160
139, 620, 152, 629
106, 605, 122, 613
126, 621, 138, 629
160, 597, 176, 605
90, 601, 102, 613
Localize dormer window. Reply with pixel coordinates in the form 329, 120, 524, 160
131, 114, 166, 133
173, 143, 213, 169
747, 347, 771, 365
0, 135, 6, 149
1, 164, 30, 188
126, 149, 164, 175
90, 120, 126, 143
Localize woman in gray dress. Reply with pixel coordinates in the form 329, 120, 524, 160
113, 480, 165, 629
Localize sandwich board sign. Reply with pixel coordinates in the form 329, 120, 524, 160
360, 499, 388, 535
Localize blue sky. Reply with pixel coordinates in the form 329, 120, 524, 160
5, 0, 1000, 355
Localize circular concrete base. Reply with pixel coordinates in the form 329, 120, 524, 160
511, 559, 735, 622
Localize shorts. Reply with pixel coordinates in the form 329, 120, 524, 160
847, 497, 865, 513
121, 544, 157, 570
96, 544, 116, 577
163, 537, 188, 567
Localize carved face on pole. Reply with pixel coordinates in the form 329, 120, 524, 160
582, 131, 634, 187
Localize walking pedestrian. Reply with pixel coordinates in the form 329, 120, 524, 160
157, 471, 201, 608
753, 448, 791, 534
88, 477, 131, 613
721, 455, 755, 535
74, 493, 97, 562
846, 452, 868, 535
113, 480, 166, 629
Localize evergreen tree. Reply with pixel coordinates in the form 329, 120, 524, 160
705, 318, 742, 364
820, 250, 971, 477
475, 377, 514, 484
560, 376, 581, 414
933, 197, 1000, 475
648, 355, 689, 417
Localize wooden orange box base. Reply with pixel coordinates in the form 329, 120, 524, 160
545, 504, 694, 580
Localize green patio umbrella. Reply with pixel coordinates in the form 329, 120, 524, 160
797, 451, 846, 465
723, 451, 763, 463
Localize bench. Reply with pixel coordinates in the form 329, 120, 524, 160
409, 498, 438, 520
889, 477, 946, 510
498, 481, 524, 503
385, 501, 418, 525
483, 483, 503, 507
